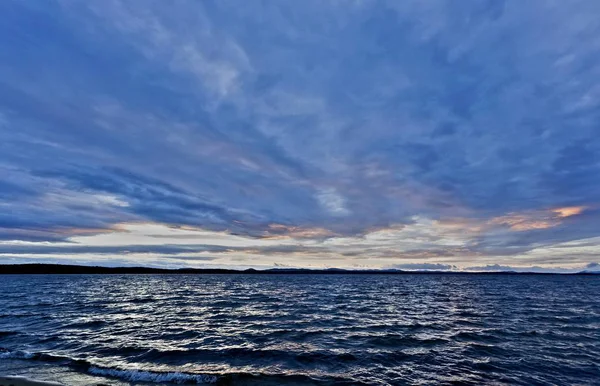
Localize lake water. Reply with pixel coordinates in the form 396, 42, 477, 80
0, 274, 598, 385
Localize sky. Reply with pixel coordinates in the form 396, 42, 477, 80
1, 1, 600, 272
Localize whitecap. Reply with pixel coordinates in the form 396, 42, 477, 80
88, 366, 218, 384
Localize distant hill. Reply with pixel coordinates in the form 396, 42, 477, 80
0, 263, 595, 275
579, 270, 600, 274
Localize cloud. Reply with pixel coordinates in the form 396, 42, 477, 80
487, 206, 588, 231
387, 263, 457, 271
1, 1, 600, 267
316, 188, 350, 217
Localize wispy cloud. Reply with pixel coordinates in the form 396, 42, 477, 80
488, 206, 588, 231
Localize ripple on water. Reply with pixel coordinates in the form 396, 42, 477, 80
0, 274, 598, 385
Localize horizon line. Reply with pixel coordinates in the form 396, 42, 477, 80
1, 263, 598, 276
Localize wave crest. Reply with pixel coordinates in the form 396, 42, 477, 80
88, 367, 217, 384
0, 349, 35, 359
0, 349, 217, 384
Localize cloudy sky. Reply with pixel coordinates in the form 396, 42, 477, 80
1, 1, 599, 271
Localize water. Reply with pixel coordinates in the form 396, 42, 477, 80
0, 274, 598, 385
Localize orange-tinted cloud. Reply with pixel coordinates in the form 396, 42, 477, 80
489, 206, 588, 231
552, 206, 587, 218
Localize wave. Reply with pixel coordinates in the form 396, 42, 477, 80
0, 349, 217, 384
63, 320, 107, 329
136, 346, 360, 365
452, 331, 504, 343
0, 349, 35, 359
360, 334, 449, 347
88, 367, 217, 384
0, 348, 362, 385
129, 297, 156, 304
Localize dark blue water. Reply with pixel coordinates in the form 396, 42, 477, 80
0, 274, 598, 385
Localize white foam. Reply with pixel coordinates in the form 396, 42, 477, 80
88, 366, 217, 384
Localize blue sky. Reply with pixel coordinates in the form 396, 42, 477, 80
1, 1, 599, 271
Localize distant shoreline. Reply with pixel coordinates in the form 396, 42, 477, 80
0, 263, 597, 275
